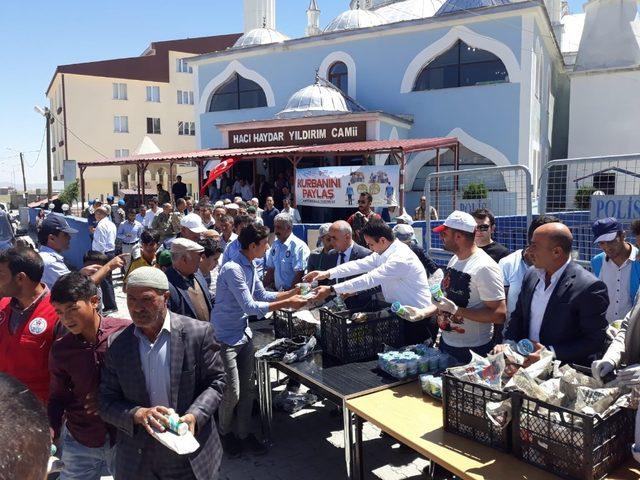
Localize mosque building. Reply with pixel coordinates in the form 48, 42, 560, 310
182, 0, 640, 217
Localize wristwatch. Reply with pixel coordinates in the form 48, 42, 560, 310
329, 286, 336, 295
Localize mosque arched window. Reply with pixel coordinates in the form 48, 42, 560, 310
328, 61, 349, 94
413, 40, 508, 91
209, 73, 267, 112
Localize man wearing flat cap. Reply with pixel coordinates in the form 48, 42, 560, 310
100, 267, 226, 480
165, 238, 212, 322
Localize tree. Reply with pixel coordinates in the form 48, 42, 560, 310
574, 186, 597, 210
58, 180, 79, 206
462, 182, 488, 200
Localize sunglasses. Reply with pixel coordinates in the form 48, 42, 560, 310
477, 225, 491, 232
357, 201, 367, 205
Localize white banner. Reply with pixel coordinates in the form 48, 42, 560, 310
296, 165, 400, 208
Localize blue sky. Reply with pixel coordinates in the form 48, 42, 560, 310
0, 0, 584, 187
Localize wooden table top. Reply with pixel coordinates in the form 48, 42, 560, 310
346, 382, 640, 480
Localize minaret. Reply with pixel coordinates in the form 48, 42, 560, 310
306, 0, 321, 36
574, 0, 640, 71
243, 0, 276, 32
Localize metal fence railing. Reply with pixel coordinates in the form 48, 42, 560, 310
539, 154, 640, 267
424, 165, 533, 262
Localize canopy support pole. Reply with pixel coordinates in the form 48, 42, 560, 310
80, 165, 86, 212
398, 150, 406, 213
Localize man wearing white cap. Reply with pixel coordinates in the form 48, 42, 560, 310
100, 267, 226, 480
179, 213, 208, 242
166, 238, 212, 323
400, 211, 506, 364
306, 223, 336, 277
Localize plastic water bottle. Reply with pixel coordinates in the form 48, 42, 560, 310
166, 409, 189, 436
428, 269, 445, 301
334, 295, 347, 311
391, 302, 407, 317
516, 339, 535, 356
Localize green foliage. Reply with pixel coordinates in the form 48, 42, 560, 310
574, 186, 597, 210
462, 182, 488, 200
58, 180, 79, 205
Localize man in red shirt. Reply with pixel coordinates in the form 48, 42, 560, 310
48, 272, 131, 480
0, 247, 60, 404
347, 192, 380, 247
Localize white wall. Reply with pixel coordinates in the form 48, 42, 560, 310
568, 69, 640, 157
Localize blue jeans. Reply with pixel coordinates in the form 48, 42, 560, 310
60, 427, 115, 480
439, 339, 494, 365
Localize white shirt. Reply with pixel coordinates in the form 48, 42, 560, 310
598, 245, 638, 323
240, 184, 253, 201
281, 207, 301, 224
92, 217, 117, 253
337, 243, 354, 266
143, 208, 161, 228
499, 249, 531, 315
529, 258, 572, 342
330, 239, 432, 309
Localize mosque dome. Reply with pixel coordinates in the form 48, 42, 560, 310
232, 27, 289, 49
324, 6, 385, 33
375, 0, 446, 23
435, 0, 511, 16
277, 78, 355, 119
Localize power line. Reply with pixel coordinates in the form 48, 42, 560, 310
26, 129, 46, 168
49, 111, 109, 159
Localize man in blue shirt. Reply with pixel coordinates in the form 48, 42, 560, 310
116, 209, 143, 271
264, 213, 310, 291
212, 224, 307, 457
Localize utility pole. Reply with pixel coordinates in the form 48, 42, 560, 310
19, 152, 27, 207
34, 106, 53, 202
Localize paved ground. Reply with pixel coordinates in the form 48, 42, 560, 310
107, 274, 430, 480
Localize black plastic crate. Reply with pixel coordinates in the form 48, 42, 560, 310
273, 309, 318, 339
441, 373, 512, 452
319, 300, 403, 363
512, 392, 634, 480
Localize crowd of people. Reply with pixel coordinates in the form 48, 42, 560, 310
2, 181, 640, 479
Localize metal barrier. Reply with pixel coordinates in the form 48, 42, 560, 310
424, 165, 533, 261
539, 154, 640, 267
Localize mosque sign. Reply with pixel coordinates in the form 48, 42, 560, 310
228, 121, 366, 148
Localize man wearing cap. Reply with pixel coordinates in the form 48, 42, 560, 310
143, 197, 162, 229
166, 238, 212, 322
178, 213, 208, 243
308, 219, 436, 343
400, 211, 506, 364
591, 217, 640, 324
92, 207, 119, 314
117, 209, 144, 270
307, 224, 336, 279
100, 267, 226, 480
112, 199, 126, 227
264, 213, 310, 291
38, 214, 125, 290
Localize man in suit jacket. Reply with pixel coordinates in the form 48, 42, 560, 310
166, 238, 212, 322
502, 223, 609, 366
100, 267, 226, 480
327, 220, 374, 309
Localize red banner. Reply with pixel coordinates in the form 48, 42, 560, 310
200, 158, 237, 195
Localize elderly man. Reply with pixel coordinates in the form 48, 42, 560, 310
117, 209, 144, 270
100, 267, 226, 480
501, 222, 609, 366
281, 196, 301, 224
218, 214, 237, 251
264, 213, 310, 291
250, 198, 263, 218
307, 223, 336, 277
92, 206, 119, 314
178, 213, 208, 242
166, 238, 212, 322
212, 224, 308, 456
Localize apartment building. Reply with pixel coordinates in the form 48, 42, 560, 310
46, 34, 240, 201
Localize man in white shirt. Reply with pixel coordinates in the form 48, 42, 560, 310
401, 211, 506, 364
308, 219, 436, 343
91, 207, 119, 313
142, 197, 161, 228
239, 180, 253, 202
590, 217, 640, 324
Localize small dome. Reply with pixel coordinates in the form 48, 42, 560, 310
375, 0, 445, 23
277, 81, 353, 119
436, 0, 511, 16
324, 7, 385, 33
233, 27, 289, 49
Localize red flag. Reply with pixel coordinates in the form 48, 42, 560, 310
200, 158, 237, 195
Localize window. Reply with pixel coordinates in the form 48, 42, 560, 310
178, 121, 196, 136
146, 86, 160, 102
593, 173, 616, 195
114, 116, 129, 133
146, 117, 161, 134
176, 58, 193, 73
112, 83, 127, 100
413, 40, 508, 91
115, 149, 130, 158
328, 61, 348, 94
208, 73, 267, 112
177, 90, 194, 105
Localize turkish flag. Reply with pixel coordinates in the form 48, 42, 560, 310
200, 158, 237, 195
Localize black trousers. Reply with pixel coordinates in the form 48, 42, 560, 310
100, 251, 117, 311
